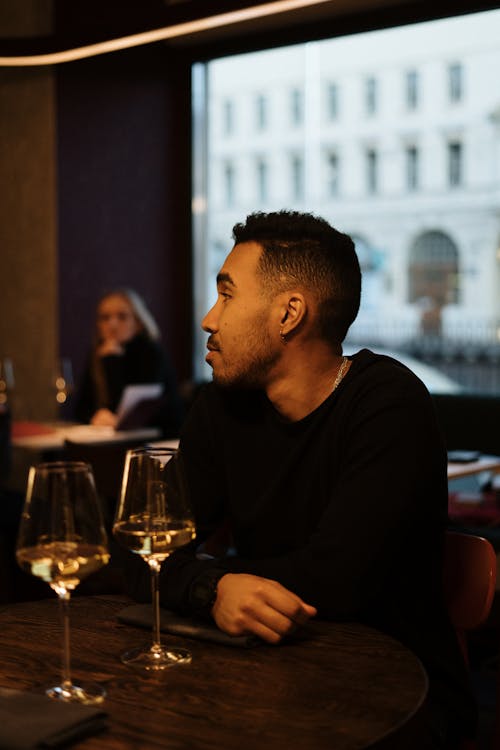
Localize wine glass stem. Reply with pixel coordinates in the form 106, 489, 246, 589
59, 592, 73, 691
149, 559, 163, 652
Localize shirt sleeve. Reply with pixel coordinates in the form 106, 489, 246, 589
126, 384, 229, 609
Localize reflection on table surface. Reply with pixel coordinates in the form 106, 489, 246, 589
0, 595, 428, 750
11, 421, 160, 449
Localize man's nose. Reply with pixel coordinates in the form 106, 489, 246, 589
202, 302, 219, 333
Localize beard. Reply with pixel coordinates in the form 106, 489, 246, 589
210, 318, 280, 390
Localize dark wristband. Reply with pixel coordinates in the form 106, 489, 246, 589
188, 569, 226, 618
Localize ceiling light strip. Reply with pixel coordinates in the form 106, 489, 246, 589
0, 0, 332, 66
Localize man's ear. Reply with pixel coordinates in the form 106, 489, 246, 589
280, 293, 307, 337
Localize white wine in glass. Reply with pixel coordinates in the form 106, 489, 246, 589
16, 461, 110, 704
113, 446, 196, 671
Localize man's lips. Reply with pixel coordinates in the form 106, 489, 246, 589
206, 341, 220, 364
206, 337, 220, 353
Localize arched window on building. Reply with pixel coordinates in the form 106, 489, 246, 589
409, 230, 460, 335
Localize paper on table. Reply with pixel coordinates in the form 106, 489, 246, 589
147, 438, 180, 450
0, 687, 107, 750
115, 384, 163, 423
118, 604, 261, 648
11, 421, 57, 438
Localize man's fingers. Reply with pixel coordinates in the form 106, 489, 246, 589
237, 580, 317, 639
212, 573, 317, 643
246, 620, 288, 645
261, 580, 317, 624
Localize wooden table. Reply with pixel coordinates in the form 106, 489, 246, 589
0, 595, 428, 750
448, 454, 500, 480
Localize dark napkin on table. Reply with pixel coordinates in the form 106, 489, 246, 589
118, 604, 261, 648
0, 687, 107, 750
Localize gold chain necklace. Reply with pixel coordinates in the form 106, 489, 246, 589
332, 356, 349, 394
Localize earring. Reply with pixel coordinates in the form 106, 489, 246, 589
279, 326, 287, 344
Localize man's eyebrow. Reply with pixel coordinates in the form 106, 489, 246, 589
216, 272, 236, 287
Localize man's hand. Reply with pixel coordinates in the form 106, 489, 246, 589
212, 573, 317, 644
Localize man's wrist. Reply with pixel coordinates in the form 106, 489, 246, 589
188, 569, 226, 618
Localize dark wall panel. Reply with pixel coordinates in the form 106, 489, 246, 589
56, 43, 192, 395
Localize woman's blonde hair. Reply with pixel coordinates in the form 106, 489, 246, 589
96, 288, 160, 341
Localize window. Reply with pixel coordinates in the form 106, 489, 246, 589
194, 9, 500, 393
449, 62, 463, 102
326, 151, 340, 196
291, 154, 304, 201
406, 146, 419, 191
366, 148, 378, 193
256, 94, 268, 130
223, 161, 235, 207
365, 77, 377, 115
256, 158, 268, 203
290, 88, 304, 125
327, 83, 339, 120
448, 141, 463, 186
406, 70, 418, 110
222, 99, 234, 135
409, 231, 460, 306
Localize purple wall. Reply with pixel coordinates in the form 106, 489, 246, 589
56, 44, 192, 394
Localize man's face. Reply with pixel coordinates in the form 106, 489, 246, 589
202, 241, 280, 388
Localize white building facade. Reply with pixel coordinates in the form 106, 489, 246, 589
193, 9, 500, 375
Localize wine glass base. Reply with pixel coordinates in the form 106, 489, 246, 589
46, 683, 106, 705
120, 645, 192, 671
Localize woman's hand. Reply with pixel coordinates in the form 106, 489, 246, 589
90, 408, 118, 428
96, 338, 124, 357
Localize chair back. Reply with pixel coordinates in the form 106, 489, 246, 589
443, 530, 496, 661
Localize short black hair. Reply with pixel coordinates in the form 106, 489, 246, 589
232, 210, 361, 346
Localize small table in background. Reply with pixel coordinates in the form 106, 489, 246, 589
8, 422, 160, 493
448, 454, 500, 533
447, 455, 500, 481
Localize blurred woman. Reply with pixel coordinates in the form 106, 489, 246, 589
74, 288, 182, 436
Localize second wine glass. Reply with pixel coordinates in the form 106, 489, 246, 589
113, 446, 196, 671
16, 461, 109, 704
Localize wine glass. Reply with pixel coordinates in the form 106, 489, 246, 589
16, 461, 110, 704
113, 446, 196, 671
0, 357, 14, 409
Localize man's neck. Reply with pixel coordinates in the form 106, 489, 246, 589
266, 348, 348, 422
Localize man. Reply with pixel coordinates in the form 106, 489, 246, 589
132, 210, 475, 747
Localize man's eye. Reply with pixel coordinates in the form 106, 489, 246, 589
220, 292, 231, 301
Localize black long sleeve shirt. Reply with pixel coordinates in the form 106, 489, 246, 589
129, 348, 476, 739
